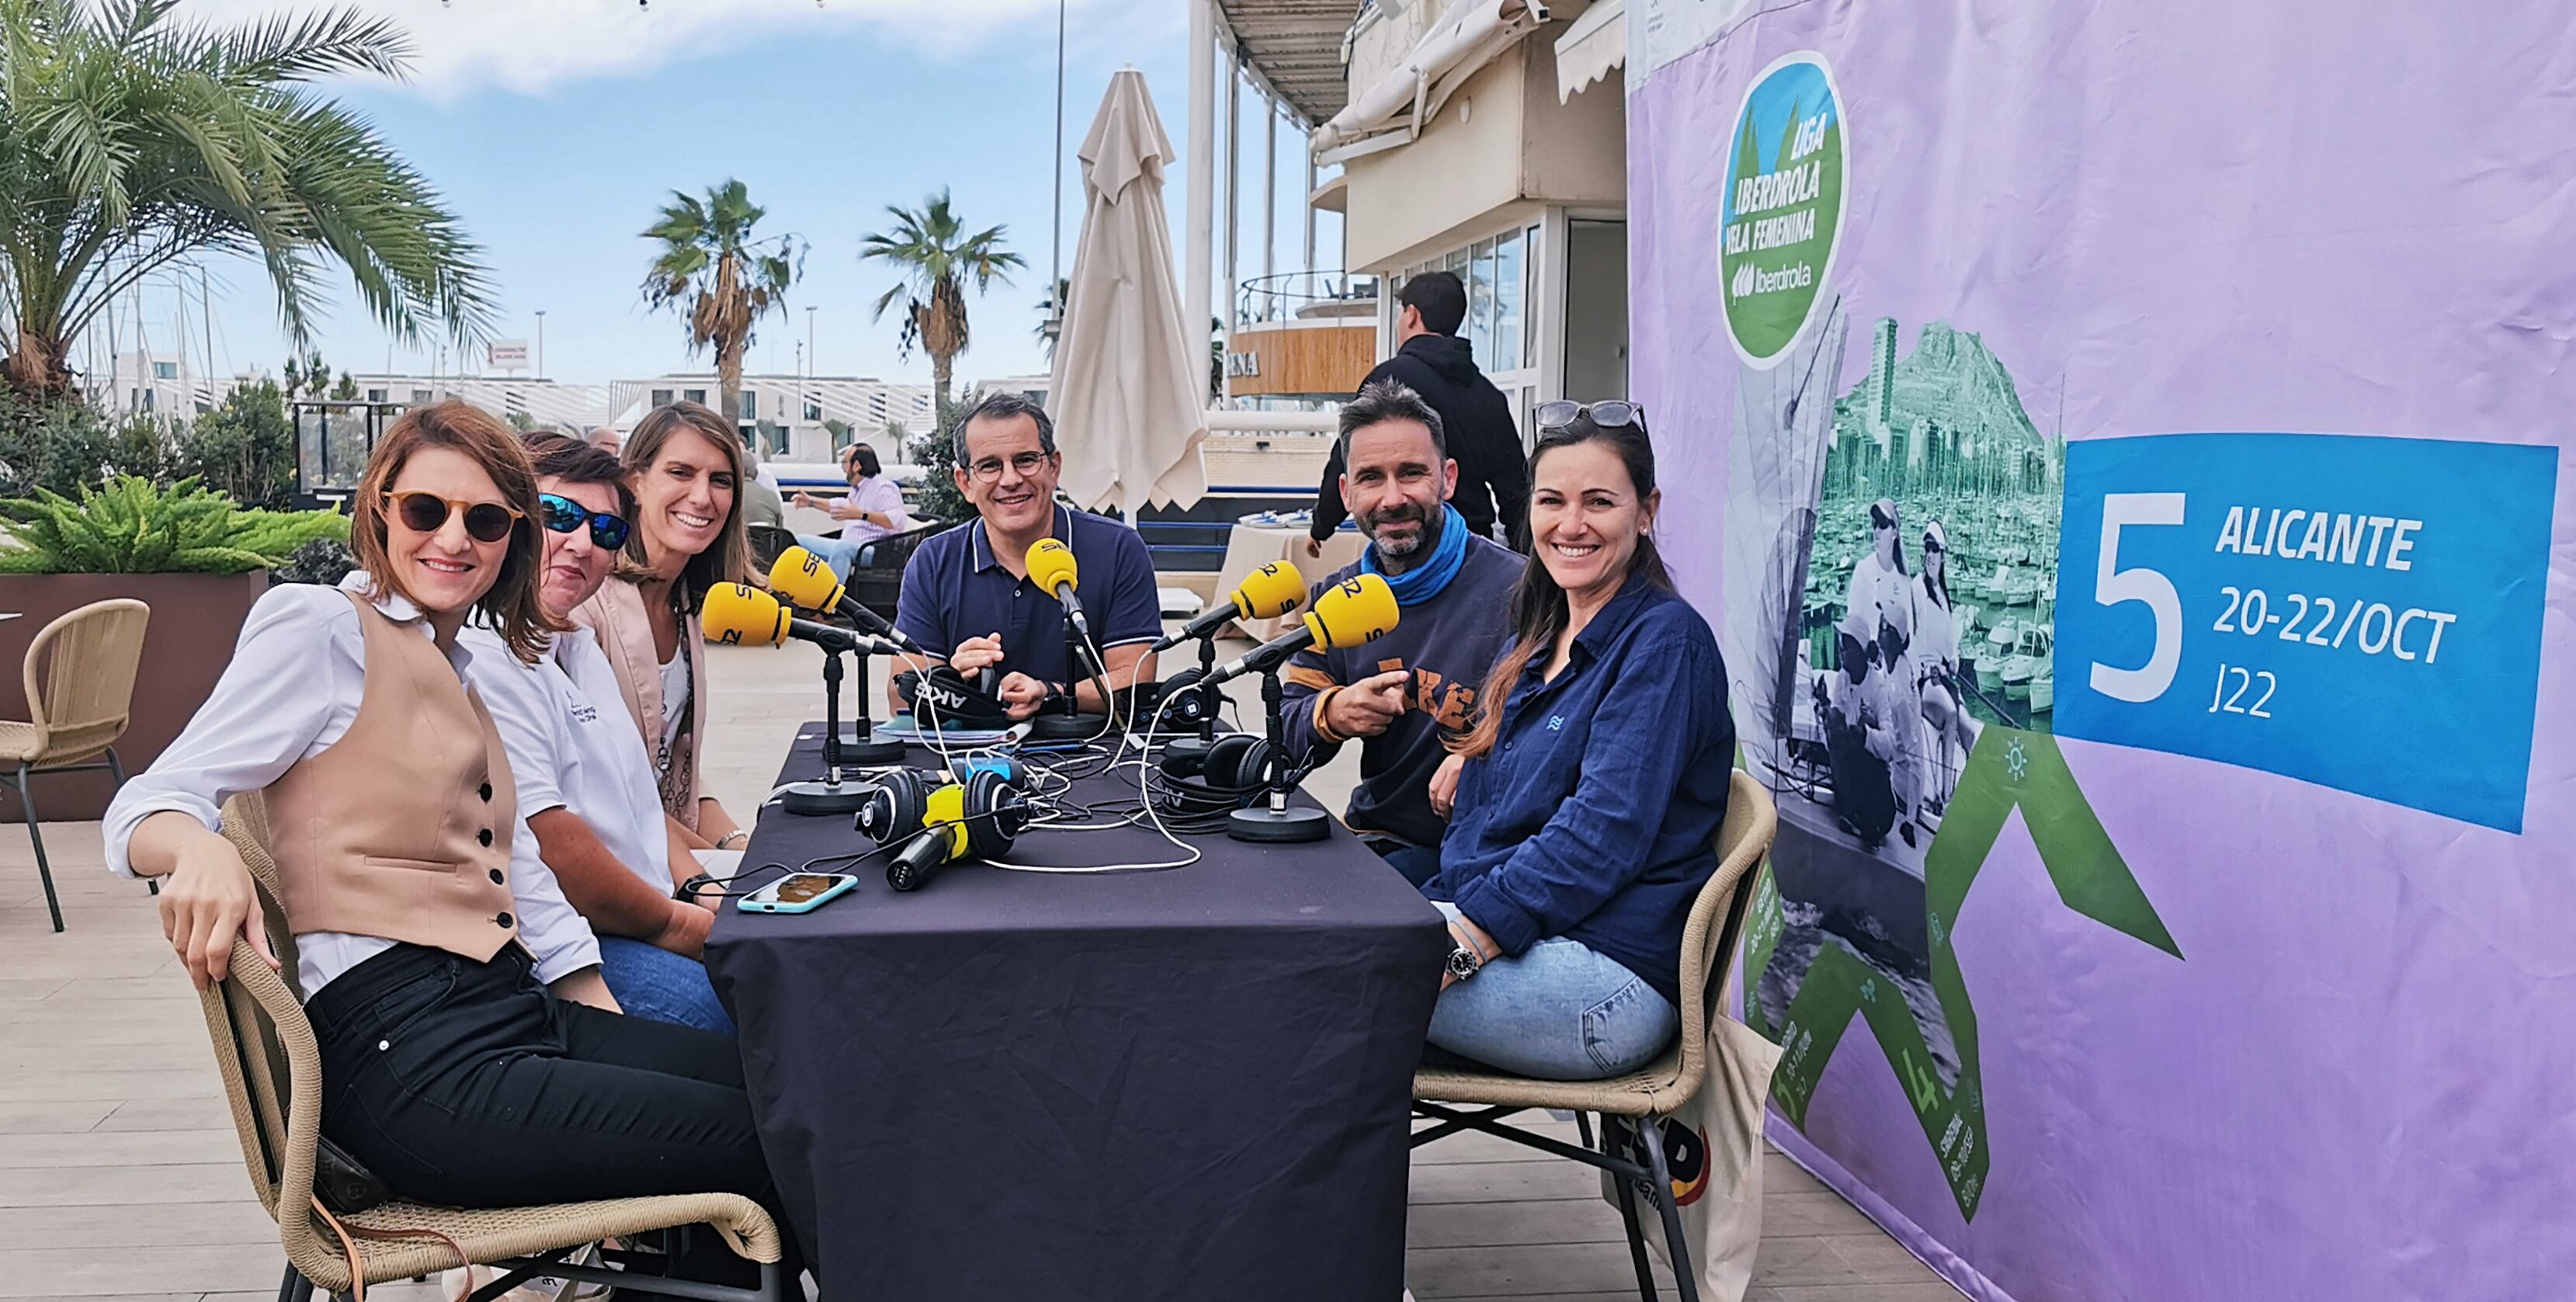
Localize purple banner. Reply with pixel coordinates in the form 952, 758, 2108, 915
1628, 2, 2576, 1298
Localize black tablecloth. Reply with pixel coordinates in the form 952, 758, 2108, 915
703, 724, 1448, 1301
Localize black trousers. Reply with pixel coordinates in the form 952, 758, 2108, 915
305, 943, 805, 1292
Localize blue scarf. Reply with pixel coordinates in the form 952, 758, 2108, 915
1363, 502, 1470, 606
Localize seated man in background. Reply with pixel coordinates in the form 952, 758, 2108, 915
888, 391, 1160, 720
465, 432, 737, 1033
1283, 382, 1523, 885
793, 441, 908, 578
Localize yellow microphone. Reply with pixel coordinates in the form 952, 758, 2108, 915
1205, 572, 1399, 686
767, 545, 927, 656
700, 582, 868, 654
1151, 558, 1307, 651
1024, 538, 1092, 642
1302, 571, 1400, 651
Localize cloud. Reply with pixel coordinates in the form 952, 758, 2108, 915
172, 0, 1084, 99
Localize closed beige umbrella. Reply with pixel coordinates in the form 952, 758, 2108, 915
1050, 68, 1209, 516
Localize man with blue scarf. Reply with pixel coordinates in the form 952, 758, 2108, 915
1283, 382, 1524, 885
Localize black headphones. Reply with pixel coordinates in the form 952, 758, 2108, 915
1199, 734, 1273, 791
894, 665, 1015, 729
855, 768, 1032, 890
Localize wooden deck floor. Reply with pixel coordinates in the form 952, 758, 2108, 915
0, 637, 1955, 1301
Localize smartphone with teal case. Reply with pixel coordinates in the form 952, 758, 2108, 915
738, 872, 857, 914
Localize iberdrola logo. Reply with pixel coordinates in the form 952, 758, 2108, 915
1742, 728, 2182, 1220
1720, 52, 1847, 367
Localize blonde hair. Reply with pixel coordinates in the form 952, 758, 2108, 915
348, 400, 559, 664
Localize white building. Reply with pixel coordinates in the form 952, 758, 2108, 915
345, 374, 623, 432
97, 350, 250, 418
608, 373, 937, 465
1186, 0, 1632, 443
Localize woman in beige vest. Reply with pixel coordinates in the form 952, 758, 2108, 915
574, 401, 755, 851
106, 402, 800, 1293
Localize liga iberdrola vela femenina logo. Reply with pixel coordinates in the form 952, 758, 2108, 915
1720, 52, 1847, 368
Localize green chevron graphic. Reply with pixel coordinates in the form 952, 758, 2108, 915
1743, 727, 2181, 1219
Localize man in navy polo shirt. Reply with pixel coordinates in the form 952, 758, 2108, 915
890, 391, 1161, 718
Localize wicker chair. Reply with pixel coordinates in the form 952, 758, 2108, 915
0, 598, 150, 932
1411, 771, 1779, 1302
208, 793, 786, 1302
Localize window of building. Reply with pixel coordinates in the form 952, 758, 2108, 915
741, 391, 758, 420
684, 388, 707, 405
1492, 228, 1524, 373
366, 387, 387, 403
651, 387, 674, 407
152, 361, 177, 380
411, 388, 432, 404
804, 395, 822, 422
137, 389, 154, 412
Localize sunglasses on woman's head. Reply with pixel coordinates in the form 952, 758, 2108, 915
1535, 399, 1644, 433
537, 493, 632, 550
392, 492, 521, 543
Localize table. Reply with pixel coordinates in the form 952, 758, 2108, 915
704, 727, 1448, 1301
1211, 520, 1367, 641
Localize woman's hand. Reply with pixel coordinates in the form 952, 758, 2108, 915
548, 967, 623, 1013
154, 831, 279, 991
1429, 752, 1467, 819
1439, 913, 1501, 991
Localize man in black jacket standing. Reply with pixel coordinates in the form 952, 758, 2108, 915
1305, 271, 1530, 554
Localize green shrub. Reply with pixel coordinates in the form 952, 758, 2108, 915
0, 475, 345, 575
0, 397, 177, 498
177, 380, 297, 509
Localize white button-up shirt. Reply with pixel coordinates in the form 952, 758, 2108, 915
102, 575, 601, 997
462, 622, 674, 898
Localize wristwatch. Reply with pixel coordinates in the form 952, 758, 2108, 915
1445, 938, 1485, 982
675, 873, 720, 904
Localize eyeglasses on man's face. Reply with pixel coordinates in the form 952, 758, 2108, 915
967, 450, 1055, 482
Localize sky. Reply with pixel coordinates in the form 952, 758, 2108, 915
118, 0, 1339, 391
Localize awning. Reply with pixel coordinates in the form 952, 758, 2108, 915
1309, 0, 1551, 162
1554, 0, 1623, 102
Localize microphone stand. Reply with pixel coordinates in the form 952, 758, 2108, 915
1027, 613, 1113, 741
782, 648, 901, 816
1158, 634, 1224, 772
1225, 667, 1329, 843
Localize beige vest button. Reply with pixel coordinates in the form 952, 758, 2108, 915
495, 911, 514, 929
488, 868, 505, 884
477, 828, 494, 847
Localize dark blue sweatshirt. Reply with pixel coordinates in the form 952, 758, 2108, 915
1431, 578, 1734, 1005
1280, 536, 1524, 849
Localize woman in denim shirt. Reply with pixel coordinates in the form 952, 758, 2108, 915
1423, 405, 1734, 1080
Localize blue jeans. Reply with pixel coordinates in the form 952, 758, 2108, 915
793, 534, 875, 580
596, 936, 734, 1034
1429, 901, 1679, 1080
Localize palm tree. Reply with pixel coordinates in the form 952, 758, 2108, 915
859, 189, 1024, 428
0, 1, 495, 401
1033, 277, 1070, 361
641, 179, 803, 425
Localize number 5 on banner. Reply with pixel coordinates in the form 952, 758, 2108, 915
2089, 492, 2186, 703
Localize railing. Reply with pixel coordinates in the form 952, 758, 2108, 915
1235, 270, 1380, 328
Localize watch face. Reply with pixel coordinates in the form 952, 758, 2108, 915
1446, 946, 1481, 980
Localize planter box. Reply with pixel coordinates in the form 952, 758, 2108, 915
0, 571, 270, 821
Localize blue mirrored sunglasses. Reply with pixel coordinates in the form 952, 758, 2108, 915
537, 493, 631, 550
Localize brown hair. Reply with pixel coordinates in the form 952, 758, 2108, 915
349, 400, 558, 664
522, 431, 637, 523
616, 400, 756, 601
1450, 410, 1672, 760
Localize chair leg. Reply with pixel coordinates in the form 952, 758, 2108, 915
1635, 1114, 1703, 1302
1607, 1118, 1661, 1302
12, 765, 61, 932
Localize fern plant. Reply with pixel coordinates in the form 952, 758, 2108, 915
0, 476, 346, 575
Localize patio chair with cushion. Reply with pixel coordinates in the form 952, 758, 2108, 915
1410, 770, 1779, 1302
0, 597, 150, 932
207, 793, 786, 1302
